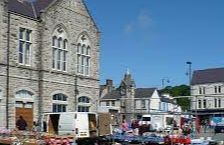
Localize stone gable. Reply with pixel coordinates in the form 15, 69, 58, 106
0, 0, 100, 129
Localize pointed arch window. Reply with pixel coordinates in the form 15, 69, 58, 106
76, 34, 91, 76
52, 26, 68, 71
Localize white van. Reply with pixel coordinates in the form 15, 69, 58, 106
42, 112, 97, 138
139, 114, 164, 131
139, 114, 151, 126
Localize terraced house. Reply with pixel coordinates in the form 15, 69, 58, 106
0, 0, 100, 129
191, 68, 224, 125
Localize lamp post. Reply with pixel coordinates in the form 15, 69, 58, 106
186, 61, 198, 137
186, 61, 192, 86
186, 61, 192, 112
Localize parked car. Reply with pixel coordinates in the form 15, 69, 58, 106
214, 125, 224, 133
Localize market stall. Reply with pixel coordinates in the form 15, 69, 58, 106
0, 128, 74, 145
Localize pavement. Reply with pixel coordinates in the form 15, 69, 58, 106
196, 128, 224, 143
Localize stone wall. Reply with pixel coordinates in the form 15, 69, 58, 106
0, 0, 100, 129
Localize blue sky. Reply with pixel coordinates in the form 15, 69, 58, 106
86, 0, 224, 88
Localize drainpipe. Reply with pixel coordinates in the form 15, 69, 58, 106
37, 14, 44, 127
74, 75, 79, 112
6, 2, 10, 129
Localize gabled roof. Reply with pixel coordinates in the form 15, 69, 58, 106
33, 0, 55, 17
8, 0, 54, 19
8, 0, 100, 32
192, 67, 224, 85
101, 90, 121, 100
101, 88, 156, 100
135, 88, 156, 98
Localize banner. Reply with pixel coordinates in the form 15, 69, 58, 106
211, 117, 224, 126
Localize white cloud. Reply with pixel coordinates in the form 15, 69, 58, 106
124, 9, 152, 34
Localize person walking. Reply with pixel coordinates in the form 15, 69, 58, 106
121, 120, 129, 135
16, 116, 27, 130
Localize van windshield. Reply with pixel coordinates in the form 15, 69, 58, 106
142, 117, 151, 121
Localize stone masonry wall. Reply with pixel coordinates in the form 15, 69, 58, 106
0, 0, 100, 129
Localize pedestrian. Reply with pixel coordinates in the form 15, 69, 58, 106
131, 120, 139, 135
16, 115, 27, 130
32, 121, 39, 132
121, 120, 128, 134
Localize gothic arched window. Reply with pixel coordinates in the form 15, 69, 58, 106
76, 34, 91, 76
52, 26, 68, 71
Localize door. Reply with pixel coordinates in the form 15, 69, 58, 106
15, 102, 33, 130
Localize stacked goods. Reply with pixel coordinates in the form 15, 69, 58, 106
0, 128, 45, 144
164, 134, 191, 145
43, 134, 74, 145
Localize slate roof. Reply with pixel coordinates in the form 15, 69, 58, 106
135, 88, 156, 98
191, 68, 224, 85
8, 0, 100, 32
101, 88, 156, 100
101, 90, 121, 100
8, 0, 54, 19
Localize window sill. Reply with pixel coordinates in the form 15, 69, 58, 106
17, 64, 35, 70
51, 69, 69, 75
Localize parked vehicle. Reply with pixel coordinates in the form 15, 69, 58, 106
214, 125, 224, 133
42, 112, 98, 138
139, 114, 174, 131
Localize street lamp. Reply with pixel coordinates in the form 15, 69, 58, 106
186, 61, 199, 137
186, 61, 192, 110
186, 61, 192, 86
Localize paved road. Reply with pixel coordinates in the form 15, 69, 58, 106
197, 129, 224, 142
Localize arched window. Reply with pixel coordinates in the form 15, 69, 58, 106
52, 94, 67, 112
78, 96, 90, 103
76, 34, 91, 76
15, 90, 34, 108
78, 96, 90, 112
52, 26, 68, 71
15, 90, 33, 98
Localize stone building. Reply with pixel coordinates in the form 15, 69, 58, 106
0, 0, 100, 129
191, 67, 224, 125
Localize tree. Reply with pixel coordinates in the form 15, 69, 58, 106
160, 85, 190, 111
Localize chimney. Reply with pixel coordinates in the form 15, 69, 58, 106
106, 79, 113, 92
106, 79, 113, 86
